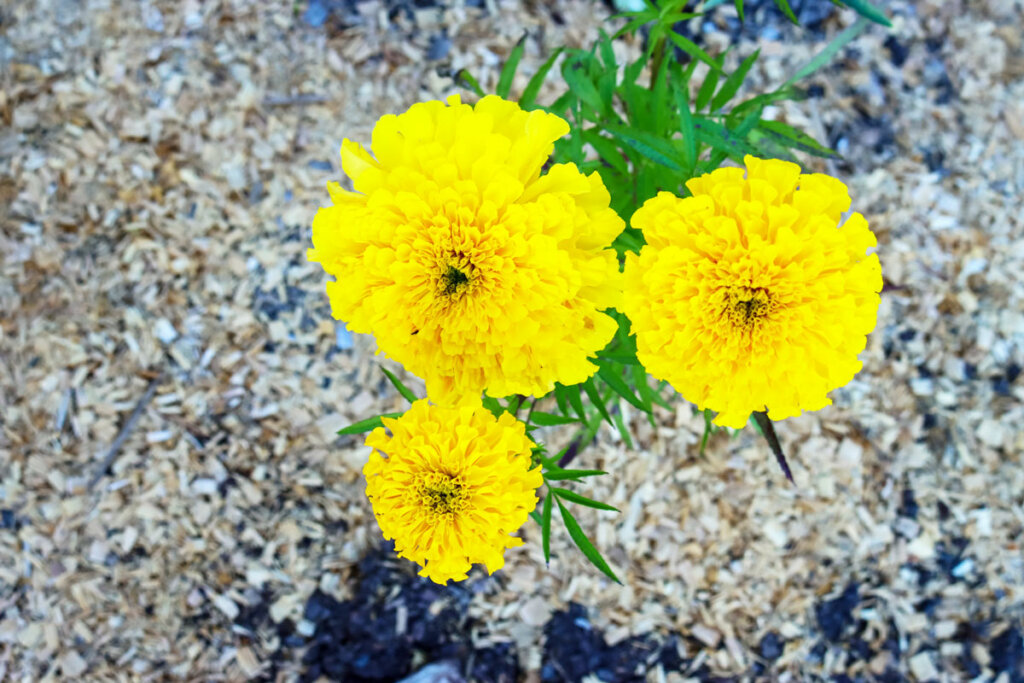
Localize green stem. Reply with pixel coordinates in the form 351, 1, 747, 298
523, 397, 538, 426
649, 35, 668, 90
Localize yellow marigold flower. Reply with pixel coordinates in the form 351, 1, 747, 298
623, 156, 882, 429
363, 399, 542, 584
309, 94, 623, 401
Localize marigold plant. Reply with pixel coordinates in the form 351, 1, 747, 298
363, 399, 542, 584
309, 94, 623, 403
318, 1, 890, 584
623, 157, 882, 429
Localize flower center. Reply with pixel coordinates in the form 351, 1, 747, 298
723, 286, 772, 328
440, 265, 470, 296
416, 472, 468, 517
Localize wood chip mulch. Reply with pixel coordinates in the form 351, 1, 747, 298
1, 0, 1022, 680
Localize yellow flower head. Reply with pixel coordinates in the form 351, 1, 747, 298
363, 399, 543, 584
623, 156, 882, 429
310, 95, 623, 402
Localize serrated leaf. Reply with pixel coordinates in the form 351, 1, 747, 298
711, 48, 759, 112
756, 120, 837, 158
693, 117, 760, 161
337, 412, 403, 436
496, 34, 526, 99
455, 69, 484, 97
541, 492, 553, 564
556, 498, 621, 583
604, 123, 683, 171
379, 366, 418, 404
596, 363, 647, 412
520, 47, 564, 109
543, 468, 607, 481
531, 411, 579, 427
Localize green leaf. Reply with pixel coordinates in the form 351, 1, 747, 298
520, 47, 564, 109
695, 63, 721, 112
729, 85, 806, 121
561, 58, 607, 118
611, 408, 635, 449
842, 0, 890, 26
567, 384, 587, 423
673, 85, 698, 174
772, 0, 799, 23
711, 48, 759, 112
667, 33, 723, 73
596, 350, 642, 365
597, 30, 617, 71
455, 69, 484, 97
581, 131, 629, 176
613, 15, 656, 40
785, 17, 870, 87
632, 363, 670, 412
496, 34, 526, 99
734, 0, 745, 21
531, 411, 579, 427
597, 363, 648, 412
481, 394, 504, 417
543, 468, 607, 481
379, 366, 418, 404
554, 383, 571, 418
556, 498, 621, 583
541, 491, 553, 564
756, 119, 837, 158
699, 407, 714, 455
604, 123, 683, 171
693, 117, 760, 161
583, 376, 613, 425
337, 412, 403, 436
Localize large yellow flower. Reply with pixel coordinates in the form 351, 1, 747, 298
309, 95, 623, 402
623, 156, 881, 429
363, 399, 542, 583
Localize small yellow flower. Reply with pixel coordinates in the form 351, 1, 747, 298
309, 94, 623, 402
363, 399, 542, 584
623, 156, 882, 429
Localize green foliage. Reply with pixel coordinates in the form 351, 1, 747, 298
703, 0, 890, 26
337, 412, 403, 436
347, 0, 877, 583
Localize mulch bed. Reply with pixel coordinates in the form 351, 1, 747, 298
1, 0, 1022, 680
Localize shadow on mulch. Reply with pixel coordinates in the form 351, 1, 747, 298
271, 543, 1024, 682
